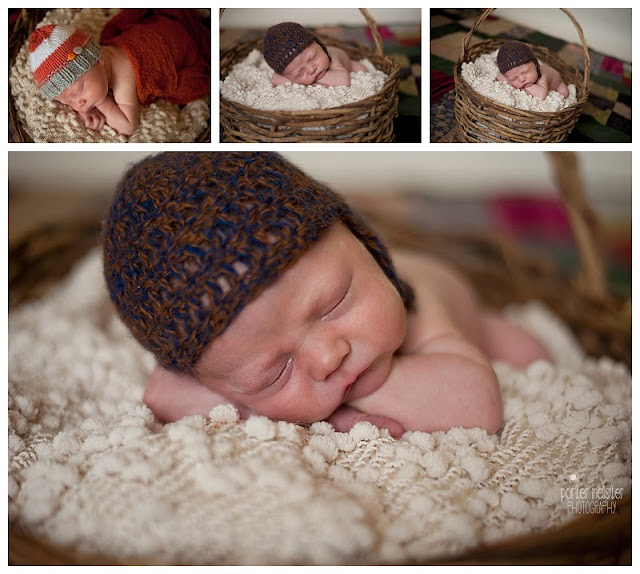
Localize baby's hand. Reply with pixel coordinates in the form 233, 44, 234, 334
325, 405, 405, 438
524, 83, 548, 100
270, 72, 291, 87
77, 108, 106, 131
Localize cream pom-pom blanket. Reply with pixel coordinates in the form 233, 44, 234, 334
461, 49, 577, 112
9, 8, 210, 143
8, 251, 631, 565
220, 49, 387, 111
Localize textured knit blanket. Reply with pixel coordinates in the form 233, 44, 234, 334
9, 8, 210, 143
8, 250, 631, 565
220, 49, 387, 111
461, 50, 577, 112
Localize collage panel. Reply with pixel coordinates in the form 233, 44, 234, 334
430, 7, 631, 143
7, 149, 632, 565
219, 7, 421, 143
8, 7, 212, 143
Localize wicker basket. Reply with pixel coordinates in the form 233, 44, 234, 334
219, 8, 400, 143
453, 8, 590, 143
8, 8, 211, 143
8, 152, 631, 564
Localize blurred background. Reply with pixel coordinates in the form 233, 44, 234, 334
492, 9, 631, 62
8, 151, 631, 295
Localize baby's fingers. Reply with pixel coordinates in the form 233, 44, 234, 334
358, 414, 405, 439
326, 406, 405, 438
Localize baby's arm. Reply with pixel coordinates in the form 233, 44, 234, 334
313, 48, 352, 87
145, 365, 404, 435
271, 72, 291, 87
350, 336, 502, 434
524, 73, 549, 99
95, 90, 139, 136
143, 365, 253, 423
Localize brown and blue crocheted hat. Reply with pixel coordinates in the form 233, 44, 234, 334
102, 152, 414, 373
263, 22, 330, 74
497, 40, 540, 79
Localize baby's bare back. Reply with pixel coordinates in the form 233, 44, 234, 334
326, 46, 367, 74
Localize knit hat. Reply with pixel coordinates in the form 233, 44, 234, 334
28, 24, 102, 100
102, 152, 415, 373
263, 22, 330, 74
497, 40, 541, 78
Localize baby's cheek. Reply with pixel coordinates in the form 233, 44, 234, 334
370, 288, 407, 350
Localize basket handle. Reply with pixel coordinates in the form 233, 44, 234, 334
460, 8, 590, 90
548, 152, 607, 298
220, 8, 385, 57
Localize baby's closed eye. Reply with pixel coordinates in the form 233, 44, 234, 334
322, 284, 351, 320
269, 357, 293, 389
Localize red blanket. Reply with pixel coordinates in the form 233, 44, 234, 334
101, 8, 210, 106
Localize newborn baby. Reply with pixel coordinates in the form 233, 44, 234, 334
263, 22, 367, 87
28, 9, 210, 135
102, 152, 550, 438
495, 40, 569, 100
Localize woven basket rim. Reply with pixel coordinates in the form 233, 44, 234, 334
9, 490, 632, 565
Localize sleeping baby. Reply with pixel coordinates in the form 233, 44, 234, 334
28, 9, 210, 135
495, 40, 569, 100
102, 152, 550, 439
263, 22, 367, 87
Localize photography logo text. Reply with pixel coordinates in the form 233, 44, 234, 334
560, 473, 623, 514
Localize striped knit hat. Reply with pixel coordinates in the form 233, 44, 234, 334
28, 24, 102, 100
102, 152, 414, 373
263, 22, 330, 74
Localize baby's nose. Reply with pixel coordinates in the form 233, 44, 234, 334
309, 333, 350, 382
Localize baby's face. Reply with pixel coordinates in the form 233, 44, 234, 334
195, 223, 407, 424
503, 61, 538, 89
54, 62, 108, 112
281, 42, 331, 85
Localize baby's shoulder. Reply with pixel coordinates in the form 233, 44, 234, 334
326, 45, 348, 58
326, 46, 353, 66
540, 63, 561, 78
107, 46, 137, 90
